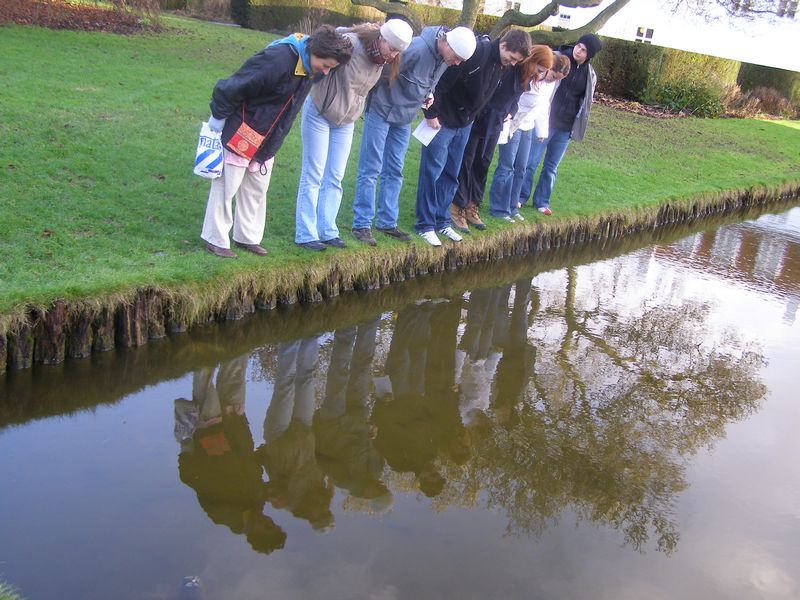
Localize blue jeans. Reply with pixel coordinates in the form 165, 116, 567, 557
295, 96, 355, 243
352, 111, 412, 230
531, 130, 571, 210
518, 134, 549, 206
414, 123, 472, 233
488, 128, 532, 218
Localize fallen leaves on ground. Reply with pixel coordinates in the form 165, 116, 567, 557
0, 0, 153, 34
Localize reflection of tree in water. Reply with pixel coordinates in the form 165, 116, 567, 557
431, 266, 766, 554
188, 257, 768, 555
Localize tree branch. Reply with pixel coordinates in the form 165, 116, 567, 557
490, 0, 637, 44
490, 1, 559, 38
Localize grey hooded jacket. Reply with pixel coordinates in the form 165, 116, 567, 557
570, 63, 596, 142
365, 26, 449, 126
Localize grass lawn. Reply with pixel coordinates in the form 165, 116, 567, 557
1, 16, 799, 323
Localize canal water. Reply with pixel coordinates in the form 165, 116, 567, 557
1, 206, 799, 600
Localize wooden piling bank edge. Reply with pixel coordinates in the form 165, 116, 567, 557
2, 183, 799, 376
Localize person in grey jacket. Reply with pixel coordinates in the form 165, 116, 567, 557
529, 33, 602, 216
350, 26, 477, 247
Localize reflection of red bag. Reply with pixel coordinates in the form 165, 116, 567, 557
226, 121, 264, 160
225, 96, 294, 160
199, 430, 231, 456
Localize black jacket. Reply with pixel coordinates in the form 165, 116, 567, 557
423, 37, 509, 129
549, 44, 591, 133
210, 43, 314, 163
470, 64, 523, 138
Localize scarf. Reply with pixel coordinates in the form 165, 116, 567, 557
364, 38, 386, 65
267, 33, 312, 75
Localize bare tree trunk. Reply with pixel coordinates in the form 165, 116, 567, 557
349, 0, 423, 31
460, 0, 485, 28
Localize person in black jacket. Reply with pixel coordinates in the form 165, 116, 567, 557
200, 26, 353, 258
413, 29, 530, 247
529, 33, 602, 216
451, 44, 552, 232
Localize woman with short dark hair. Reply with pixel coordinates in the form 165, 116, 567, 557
201, 25, 353, 258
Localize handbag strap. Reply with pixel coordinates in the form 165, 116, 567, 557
240, 95, 295, 143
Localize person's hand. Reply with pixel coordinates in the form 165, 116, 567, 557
426, 117, 440, 130
207, 115, 225, 133
536, 136, 545, 142
422, 94, 434, 109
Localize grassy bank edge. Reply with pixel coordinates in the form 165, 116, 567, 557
1, 180, 798, 344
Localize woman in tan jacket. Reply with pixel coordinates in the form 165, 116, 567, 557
293, 20, 412, 251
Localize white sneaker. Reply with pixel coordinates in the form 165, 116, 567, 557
438, 226, 463, 242
501, 215, 515, 223
418, 230, 442, 246
513, 213, 525, 221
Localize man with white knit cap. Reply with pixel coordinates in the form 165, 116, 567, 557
351, 25, 477, 247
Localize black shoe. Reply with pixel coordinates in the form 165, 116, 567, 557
376, 227, 412, 242
297, 241, 326, 252
351, 227, 377, 246
322, 237, 346, 248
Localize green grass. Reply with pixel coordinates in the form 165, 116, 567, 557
1, 17, 799, 321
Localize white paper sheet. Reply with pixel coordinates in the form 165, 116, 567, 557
497, 119, 512, 145
412, 120, 440, 147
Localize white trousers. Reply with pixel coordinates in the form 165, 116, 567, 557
200, 153, 274, 249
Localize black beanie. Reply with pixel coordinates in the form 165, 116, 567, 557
576, 33, 603, 61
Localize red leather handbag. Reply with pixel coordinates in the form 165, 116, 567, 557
226, 119, 264, 160
226, 96, 294, 160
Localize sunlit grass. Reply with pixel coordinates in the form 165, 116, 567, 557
1, 16, 799, 319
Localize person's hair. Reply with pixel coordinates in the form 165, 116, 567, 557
499, 28, 531, 58
342, 22, 401, 82
551, 53, 571, 77
520, 44, 553, 89
307, 24, 354, 66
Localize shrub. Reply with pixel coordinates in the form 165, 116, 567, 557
720, 84, 762, 118
647, 81, 723, 118
592, 37, 664, 100
749, 86, 797, 118
290, 6, 327, 33
230, 0, 247, 25
738, 63, 800, 108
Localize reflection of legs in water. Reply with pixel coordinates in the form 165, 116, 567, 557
493, 279, 532, 426
322, 318, 380, 418
386, 305, 431, 397
193, 366, 222, 425
216, 355, 248, 415
265, 337, 320, 443
460, 288, 494, 361
349, 317, 379, 405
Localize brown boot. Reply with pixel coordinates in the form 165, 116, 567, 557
466, 202, 486, 230
450, 203, 469, 233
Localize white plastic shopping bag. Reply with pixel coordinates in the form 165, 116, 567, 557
193, 122, 224, 179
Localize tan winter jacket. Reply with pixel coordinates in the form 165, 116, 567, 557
310, 33, 384, 127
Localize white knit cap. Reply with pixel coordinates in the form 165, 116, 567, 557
380, 19, 413, 52
445, 27, 477, 61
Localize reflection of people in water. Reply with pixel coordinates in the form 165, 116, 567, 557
456, 286, 510, 426
373, 299, 471, 497
491, 279, 532, 428
257, 337, 335, 532
175, 355, 286, 554
314, 319, 392, 512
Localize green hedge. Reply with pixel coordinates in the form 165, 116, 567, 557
591, 37, 664, 99
592, 36, 742, 116
738, 63, 800, 107
231, 0, 499, 34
